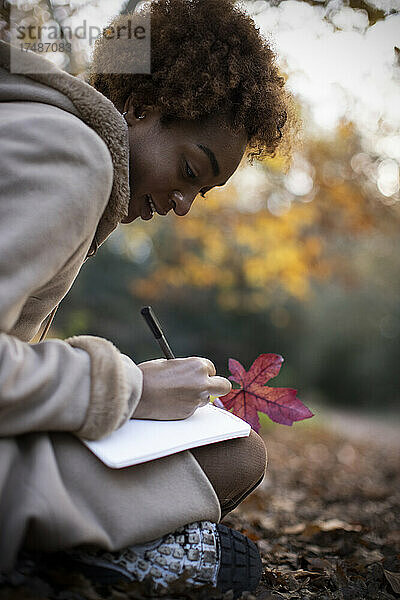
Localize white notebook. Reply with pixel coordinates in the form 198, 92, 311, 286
83, 404, 250, 469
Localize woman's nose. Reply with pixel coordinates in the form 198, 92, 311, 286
170, 190, 196, 216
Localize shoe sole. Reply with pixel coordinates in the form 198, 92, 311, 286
216, 523, 263, 597
52, 522, 263, 597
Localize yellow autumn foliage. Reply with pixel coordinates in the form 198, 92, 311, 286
125, 124, 399, 309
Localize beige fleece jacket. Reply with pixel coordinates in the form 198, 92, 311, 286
0, 40, 142, 441
0, 41, 220, 570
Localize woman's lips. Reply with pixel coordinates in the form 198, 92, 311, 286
148, 195, 156, 214
143, 194, 170, 218
141, 194, 154, 220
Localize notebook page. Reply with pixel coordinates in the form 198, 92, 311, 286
83, 404, 250, 468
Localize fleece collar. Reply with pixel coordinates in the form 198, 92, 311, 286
0, 40, 130, 246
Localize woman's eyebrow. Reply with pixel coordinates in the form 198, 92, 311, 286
197, 144, 220, 177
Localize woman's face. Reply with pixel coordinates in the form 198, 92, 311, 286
121, 106, 247, 223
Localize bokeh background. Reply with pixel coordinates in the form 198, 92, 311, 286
2, 0, 399, 429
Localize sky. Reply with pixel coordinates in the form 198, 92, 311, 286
248, 1, 400, 147
242, 0, 400, 204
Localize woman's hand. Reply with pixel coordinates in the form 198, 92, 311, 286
133, 357, 232, 420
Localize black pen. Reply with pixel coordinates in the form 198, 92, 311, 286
140, 306, 175, 359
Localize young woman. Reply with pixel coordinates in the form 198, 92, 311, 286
0, 0, 293, 595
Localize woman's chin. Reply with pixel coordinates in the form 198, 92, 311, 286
121, 215, 136, 224
121, 204, 140, 223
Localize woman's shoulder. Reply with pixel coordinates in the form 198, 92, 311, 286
0, 43, 129, 243
0, 100, 114, 239
1, 100, 112, 169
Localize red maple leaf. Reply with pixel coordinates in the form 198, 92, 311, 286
214, 354, 313, 432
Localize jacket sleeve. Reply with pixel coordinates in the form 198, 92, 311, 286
0, 102, 143, 440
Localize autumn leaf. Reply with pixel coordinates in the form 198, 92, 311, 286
215, 354, 313, 432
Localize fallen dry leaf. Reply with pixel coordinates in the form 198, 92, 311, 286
384, 569, 400, 594
215, 354, 313, 431
316, 518, 362, 532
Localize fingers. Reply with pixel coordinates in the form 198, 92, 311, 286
198, 389, 211, 406
140, 356, 217, 377
196, 357, 217, 377
137, 358, 167, 368
208, 375, 232, 397
197, 375, 232, 411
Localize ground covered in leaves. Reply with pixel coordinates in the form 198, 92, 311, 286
225, 414, 400, 600
1, 413, 399, 600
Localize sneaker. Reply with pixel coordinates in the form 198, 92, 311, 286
60, 521, 262, 598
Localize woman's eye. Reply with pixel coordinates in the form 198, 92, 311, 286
185, 162, 196, 178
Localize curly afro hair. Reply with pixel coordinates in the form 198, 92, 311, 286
89, 0, 297, 161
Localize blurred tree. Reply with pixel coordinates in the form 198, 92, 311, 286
125, 122, 400, 311
247, 0, 393, 26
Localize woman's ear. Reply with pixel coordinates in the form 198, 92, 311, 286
122, 98, 158, 126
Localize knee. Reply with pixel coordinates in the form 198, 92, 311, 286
214, 429, 267, 494
191, 429, 267, 503
242, 430, 268, 487
218, 429, 267, 507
